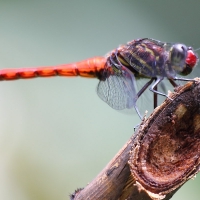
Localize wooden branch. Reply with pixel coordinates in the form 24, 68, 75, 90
71, 78, 200, 200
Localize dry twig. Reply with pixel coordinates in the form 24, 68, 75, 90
71, 79, 200, 200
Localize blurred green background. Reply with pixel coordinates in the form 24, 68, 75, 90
0, 1, 200, 199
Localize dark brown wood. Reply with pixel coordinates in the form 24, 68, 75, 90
72, 78, 200, 200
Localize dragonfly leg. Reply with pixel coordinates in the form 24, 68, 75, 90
154, 80, 170, 108
136, 78, 155, 99
168, 78, 179, 87
109, 50, 122, 69
153, 82, 158, 109
150, 77, 173, 100
134, 78, 156, 120
173, 76, 196, 82
134, 106, 143, 120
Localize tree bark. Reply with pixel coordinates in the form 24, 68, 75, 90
71, 79, 200, 200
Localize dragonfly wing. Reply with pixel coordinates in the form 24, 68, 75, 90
97, 68, 137, 110
121, 67, 137, 108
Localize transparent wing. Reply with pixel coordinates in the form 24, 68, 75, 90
97, 67, 137, 110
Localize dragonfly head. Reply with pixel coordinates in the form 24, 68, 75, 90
170, 44, 198, 76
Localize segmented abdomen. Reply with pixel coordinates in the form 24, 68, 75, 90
0, 57, 106, 81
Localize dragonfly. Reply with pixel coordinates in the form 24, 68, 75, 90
1, 38, 198, 119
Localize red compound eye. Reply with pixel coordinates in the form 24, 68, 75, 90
185, 50, 197, 68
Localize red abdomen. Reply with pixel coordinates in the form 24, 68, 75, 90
0, 57, 106, 81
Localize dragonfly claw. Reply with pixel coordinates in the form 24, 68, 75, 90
167, 96, 173, 101
134, 124, 140, 131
